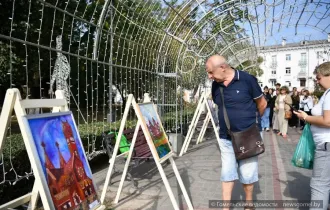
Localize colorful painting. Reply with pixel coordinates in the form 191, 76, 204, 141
138, 103, 172, 160
26, 112, 100, 210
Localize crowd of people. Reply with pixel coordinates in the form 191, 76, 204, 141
261, 83, 320, 138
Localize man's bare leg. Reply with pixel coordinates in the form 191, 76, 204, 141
243, 183, 254, 209
222, 181, 235, 210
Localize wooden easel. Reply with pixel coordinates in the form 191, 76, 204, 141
101, 93, 194, 210
179, 92, 220, 157
0, 88, 105, 210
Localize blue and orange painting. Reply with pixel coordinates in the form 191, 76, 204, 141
27, 112, 99, 210
138, 103, 171, 159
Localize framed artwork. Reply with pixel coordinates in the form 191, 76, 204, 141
25, 112, 101, 210
137, 102, 172, 161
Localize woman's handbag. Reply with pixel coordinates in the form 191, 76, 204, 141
220, 87, 265, 160
285, 110, 292, 119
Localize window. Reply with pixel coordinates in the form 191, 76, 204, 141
301, 53, 307, 61
285, 81, 291, 87
285, 67, 291, 75
286, 54, 291, 61
270, 80, 276, 86
317, 51, 323, 59
300, 79, 306, 87
301, 66, 306, 72
272, 55, 277, 62
271, 70, 276, 74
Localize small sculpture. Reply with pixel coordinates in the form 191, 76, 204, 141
49, 35, 70, 103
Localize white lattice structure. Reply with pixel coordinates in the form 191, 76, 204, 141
0, 0, 329, 207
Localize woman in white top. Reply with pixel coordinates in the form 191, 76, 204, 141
294, 62, 330, 210
300, 90, 314, 130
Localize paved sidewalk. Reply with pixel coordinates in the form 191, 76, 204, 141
93, 128, 327, 210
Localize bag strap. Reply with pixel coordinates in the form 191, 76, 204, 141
219, 87, 231, 131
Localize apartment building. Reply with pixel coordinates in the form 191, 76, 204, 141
257, 38, 330, 91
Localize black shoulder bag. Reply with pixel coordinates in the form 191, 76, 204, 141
220, 87, 265, 160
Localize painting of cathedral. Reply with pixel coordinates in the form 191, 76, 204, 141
26, 112, 100, 210
138, 103, 172, 160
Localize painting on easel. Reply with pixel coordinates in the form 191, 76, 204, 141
26, 112, 100, 210
138, 102, 172, 160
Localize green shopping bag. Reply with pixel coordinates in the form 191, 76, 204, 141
109, 131, 130, 154
291, 124, 315, 169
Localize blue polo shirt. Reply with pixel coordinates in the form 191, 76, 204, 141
211, 70, 263, 139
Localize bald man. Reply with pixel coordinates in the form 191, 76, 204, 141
206, 55, 267, 210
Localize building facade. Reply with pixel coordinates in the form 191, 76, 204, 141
258, 39, 330, 91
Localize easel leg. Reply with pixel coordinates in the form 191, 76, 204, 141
28, 181, 40, 210
200, 115, 210, 144
101, 95, 134, 203
0, 90, 16, 154
114, 122, 140, 204
179, 94, 206, 156
100, 157, 116, 203
196, 113, 210, 145
182, 106, 204, 154
155, 160, 180, 210
169, 157, 194, 210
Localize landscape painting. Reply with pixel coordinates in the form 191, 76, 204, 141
138, 103, 172, 160
26, 112, 100, 210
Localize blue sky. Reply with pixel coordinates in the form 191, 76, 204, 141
242, 0, 330, 46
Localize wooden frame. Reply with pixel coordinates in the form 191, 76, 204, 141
101, 94, 194, 210
0, 88, 105, 210
179, 92, 220, 156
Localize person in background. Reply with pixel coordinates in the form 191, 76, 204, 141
273, 83, 281, 97
298, 89, 305, 128
261, 86, 271, 131
274, 86, 292, 138
312, 94, 319, 106
289, 87, 300, 128
294, 61, 330, 210
300, 89, 314, 130
272, 88, 280, 133
268, 88, 276, 128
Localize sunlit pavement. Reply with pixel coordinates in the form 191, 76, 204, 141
93, 127, 328, 210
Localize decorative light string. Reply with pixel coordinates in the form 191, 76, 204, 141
38, 1, 45, 100
7, 0, 21, 186
68, 0, 81, 123
24, 0, 32, 98
49, 0, 60, 100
